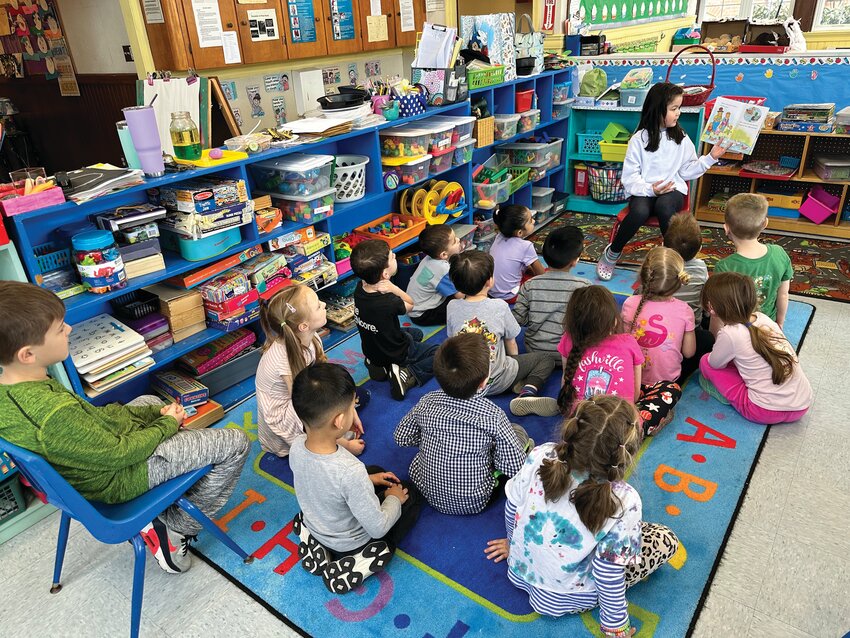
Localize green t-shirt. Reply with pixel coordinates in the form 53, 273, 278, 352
714, 244, 793, 321
0, 379, 178, 503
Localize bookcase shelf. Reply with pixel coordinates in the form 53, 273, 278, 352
6, 70, 572, 410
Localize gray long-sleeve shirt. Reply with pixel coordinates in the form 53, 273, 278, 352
289, 434, 401, 551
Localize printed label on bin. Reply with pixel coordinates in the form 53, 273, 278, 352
437, 138, 451, 149
77, 257, 124, 278
314, 205, 331, 216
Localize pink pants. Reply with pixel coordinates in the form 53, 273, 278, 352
699, 355, 809, 425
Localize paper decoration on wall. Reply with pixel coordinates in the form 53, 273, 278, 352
329, 0, 355, 41
232, 107, 243, 128
764, 69, 773, 78
0, 0, 75, 84
263, 73, 288, 92
322, 66, 340, 85
246, 85, 264, 117
736, 72, 744, 82
221, 80, 238, 100
247, 8, 277, 41
365, 60, 381, 77
811, 70, 818, 80
272, 96, 286, 126
289, 0, 317, 43
790, 68, 799, 78
347, 62, 357, 86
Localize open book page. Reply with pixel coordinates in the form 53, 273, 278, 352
701, 97, 770, 155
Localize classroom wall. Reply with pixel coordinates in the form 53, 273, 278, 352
55, 0, 136, 74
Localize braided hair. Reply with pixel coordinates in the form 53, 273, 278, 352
628, 246, 689, 335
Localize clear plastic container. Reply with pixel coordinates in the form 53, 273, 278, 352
532, 186, 555, 210
453, 138, 476, 165
421, 121, 455, 154
472, 175, 512, 209
224, 133, 272, 153
258, 187, 336, 224
543, 137, 564, 168
517, 109, 540, 134
497, 138, 563, 168
382, 154, 431, 185
424, 115, 476, 144
250, 154, 335, 196
429, 146, 455, 175
71, 230, 127, 294
536, 202, 554, 221
493, 113, 521, 140
813, 154, 850, 180
553, 82, 571, 102
553, 101, 570, 119
379, 125, 430, 158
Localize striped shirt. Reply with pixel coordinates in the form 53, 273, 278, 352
674, 258, 708, 325
512, 270, 590, 356
394, 389, 526, 515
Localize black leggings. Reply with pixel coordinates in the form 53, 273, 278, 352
610, 191, 685, 253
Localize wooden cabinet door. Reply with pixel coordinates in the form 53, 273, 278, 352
393, 0, 424, 48
234, 0, 288, 64
358, 0, 395, 51
179, 0, 241, 69
323, 0, 362, 56
281, 0, 328, 59
139, 0, 191, 70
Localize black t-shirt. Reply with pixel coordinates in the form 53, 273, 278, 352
353, 281, 408, 366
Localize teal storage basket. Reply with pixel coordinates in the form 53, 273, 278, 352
160, 227, 242, 262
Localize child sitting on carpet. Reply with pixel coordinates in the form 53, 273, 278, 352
557, 286, 679, 435
255, 284, 364, 458
512, 225, 589, 363
290, 363, 422, 594
447, 250, 558, 417
394, 333, 531, 515
489, 204, 545, 302
485, 394, 679, 638
699, 272, 812, 424
351, 239, 438, 400
714, 193, 793, 329
406, 224, 464, 326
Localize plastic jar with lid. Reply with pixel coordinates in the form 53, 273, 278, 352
170, 111, 202, 161
71, 230, 127, 294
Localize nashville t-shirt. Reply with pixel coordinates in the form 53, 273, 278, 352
557, 333, 644, 407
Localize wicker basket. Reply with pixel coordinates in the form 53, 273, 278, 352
474, 117, 495, 148
665, 45, 716, 107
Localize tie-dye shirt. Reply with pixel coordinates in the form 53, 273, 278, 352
505, 443, 642, 594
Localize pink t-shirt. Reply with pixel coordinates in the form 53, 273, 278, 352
558, 332, 644, 405
621, 296, 695, 384
489, 234, 538, 300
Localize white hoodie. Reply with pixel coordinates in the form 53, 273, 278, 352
621, 128, 717, 197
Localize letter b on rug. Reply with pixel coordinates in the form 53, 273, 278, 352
653, 465, 718, 502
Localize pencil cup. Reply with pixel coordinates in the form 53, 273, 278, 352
121, 106, 165, 177
116, 121, 141, 170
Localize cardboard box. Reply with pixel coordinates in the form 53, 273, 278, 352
143, 285, 204, 317
759, 189, 804, 209
777, 118, 835, 133
291, 231, 331, 257
266, 226, 315, 251
182, 400, 224, 430
167, 305, 206, 332
171, 321, 207, 343
701, 19, 748, 52
148, 178, 248, 214
151, 370, 209, 406
164, 245, 263, 288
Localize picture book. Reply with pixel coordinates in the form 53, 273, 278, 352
69, 314, 146, 373
83, 357, 155, 397
701, 97, 770, 155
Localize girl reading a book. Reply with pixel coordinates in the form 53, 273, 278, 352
596, 83, 728, 281
256, 285, 365, 457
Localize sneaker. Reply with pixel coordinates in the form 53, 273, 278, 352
140, 518, 192, 574
388, 364, 417, 401
596, 244, 619, 281
699, 374, 731, 405
510, 395, 560, 417
293, 513, 330, 576
645, 409, 675, 436
365, 359, 388, 382
322, 540, 392, 594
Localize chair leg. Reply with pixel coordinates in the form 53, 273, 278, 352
50, 512, 71, 593
176, 496, 254, 564
130, 534, 147, 638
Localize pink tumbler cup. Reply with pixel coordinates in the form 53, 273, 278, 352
121, 105, 165, 177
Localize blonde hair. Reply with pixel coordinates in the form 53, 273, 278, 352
259, 285, 326, 378
724, 193, 768, 240
629, 246, 689, 334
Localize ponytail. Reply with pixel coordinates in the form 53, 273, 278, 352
573, 480, 620, 535
748, 324, 794, 385
259, 285, 322, 378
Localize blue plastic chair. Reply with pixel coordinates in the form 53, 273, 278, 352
0, 437, 254, 638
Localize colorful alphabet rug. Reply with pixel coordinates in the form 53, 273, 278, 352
191, 273, 814, 638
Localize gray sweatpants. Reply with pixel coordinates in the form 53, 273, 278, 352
509, 351, 556, 392
128, 396, 250, 536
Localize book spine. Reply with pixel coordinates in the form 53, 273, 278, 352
166, 245, 263, 288
193, 331, 256, 375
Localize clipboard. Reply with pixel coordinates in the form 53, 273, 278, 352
413, 23, 457, 68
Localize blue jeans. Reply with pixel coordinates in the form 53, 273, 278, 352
402, 327, 437, 386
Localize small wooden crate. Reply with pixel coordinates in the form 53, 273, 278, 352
474, 117, 494, 148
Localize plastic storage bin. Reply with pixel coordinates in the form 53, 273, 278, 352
799, 186, 840, 224
379, 125, 430, 158
496, 142, 548, 167
493, 114, 521, 140
0, 475, 26, 526
355, 214, 426, 248
517, 109, 541, 134
577, 131, 604, 158
250, 154, 335, 197
429, 146, 455, 175
553, 82, 571, 102
382, 154, 431, 185
422, 121, 455, 154
553, 101, 571, 119
160, 226, 242, 261
453, 138, 476, 165
332, 155, 369, 202
813, 155, 850, 181
472, 175, 512, 209
425, 115, 477, 144
261, 187, 336, 224
532, 186, 555, 210
620, 87, 651, 107
515, 90, 534, 112
599, 141, 628, 162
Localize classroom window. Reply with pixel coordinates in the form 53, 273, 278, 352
700, 0, 794, 21
814, 0, 850, 27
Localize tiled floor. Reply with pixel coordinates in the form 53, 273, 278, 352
1, 297, 848, 638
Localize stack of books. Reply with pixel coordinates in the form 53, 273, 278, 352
69, 314, 153, 398
143, 284, 207, 342
779, 103, 836, 133
95, 203, 167, 280
60, 164, 145, 204
150, 370, 223, 429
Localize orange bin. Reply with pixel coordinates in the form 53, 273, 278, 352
355, 213, 427, 249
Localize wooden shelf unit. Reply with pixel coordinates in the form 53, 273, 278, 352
696, 129, 850, 239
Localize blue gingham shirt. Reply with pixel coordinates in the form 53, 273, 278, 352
394, 389, 527, 515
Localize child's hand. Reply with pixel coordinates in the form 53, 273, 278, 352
709, 141, 730, 159
375, 280, 397, 295
370, 471, 400, 487
484, 538, 509, 563
651, 180, 675, 196
385, 482, 409, 503
351, 411, 364, 437
341, 437, 366, 456
161, 403, 186, 426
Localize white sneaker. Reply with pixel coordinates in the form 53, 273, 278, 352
140, 518, 192, 574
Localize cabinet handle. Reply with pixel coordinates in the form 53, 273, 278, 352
315, 16, 320, 22
226, 22, 233, 28
241, 20, 247, 26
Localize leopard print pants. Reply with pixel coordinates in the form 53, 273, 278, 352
625, 522, 680, 586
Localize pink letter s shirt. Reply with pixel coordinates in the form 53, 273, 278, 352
621, 296, 695, 384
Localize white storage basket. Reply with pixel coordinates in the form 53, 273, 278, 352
332, 155, 369, 203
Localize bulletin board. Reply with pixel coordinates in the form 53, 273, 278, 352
578, 0, 687, 27
0, 0, 78, 95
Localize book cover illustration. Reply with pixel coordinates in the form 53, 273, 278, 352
701, 97, 769, 155
69, 314, 146, 372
